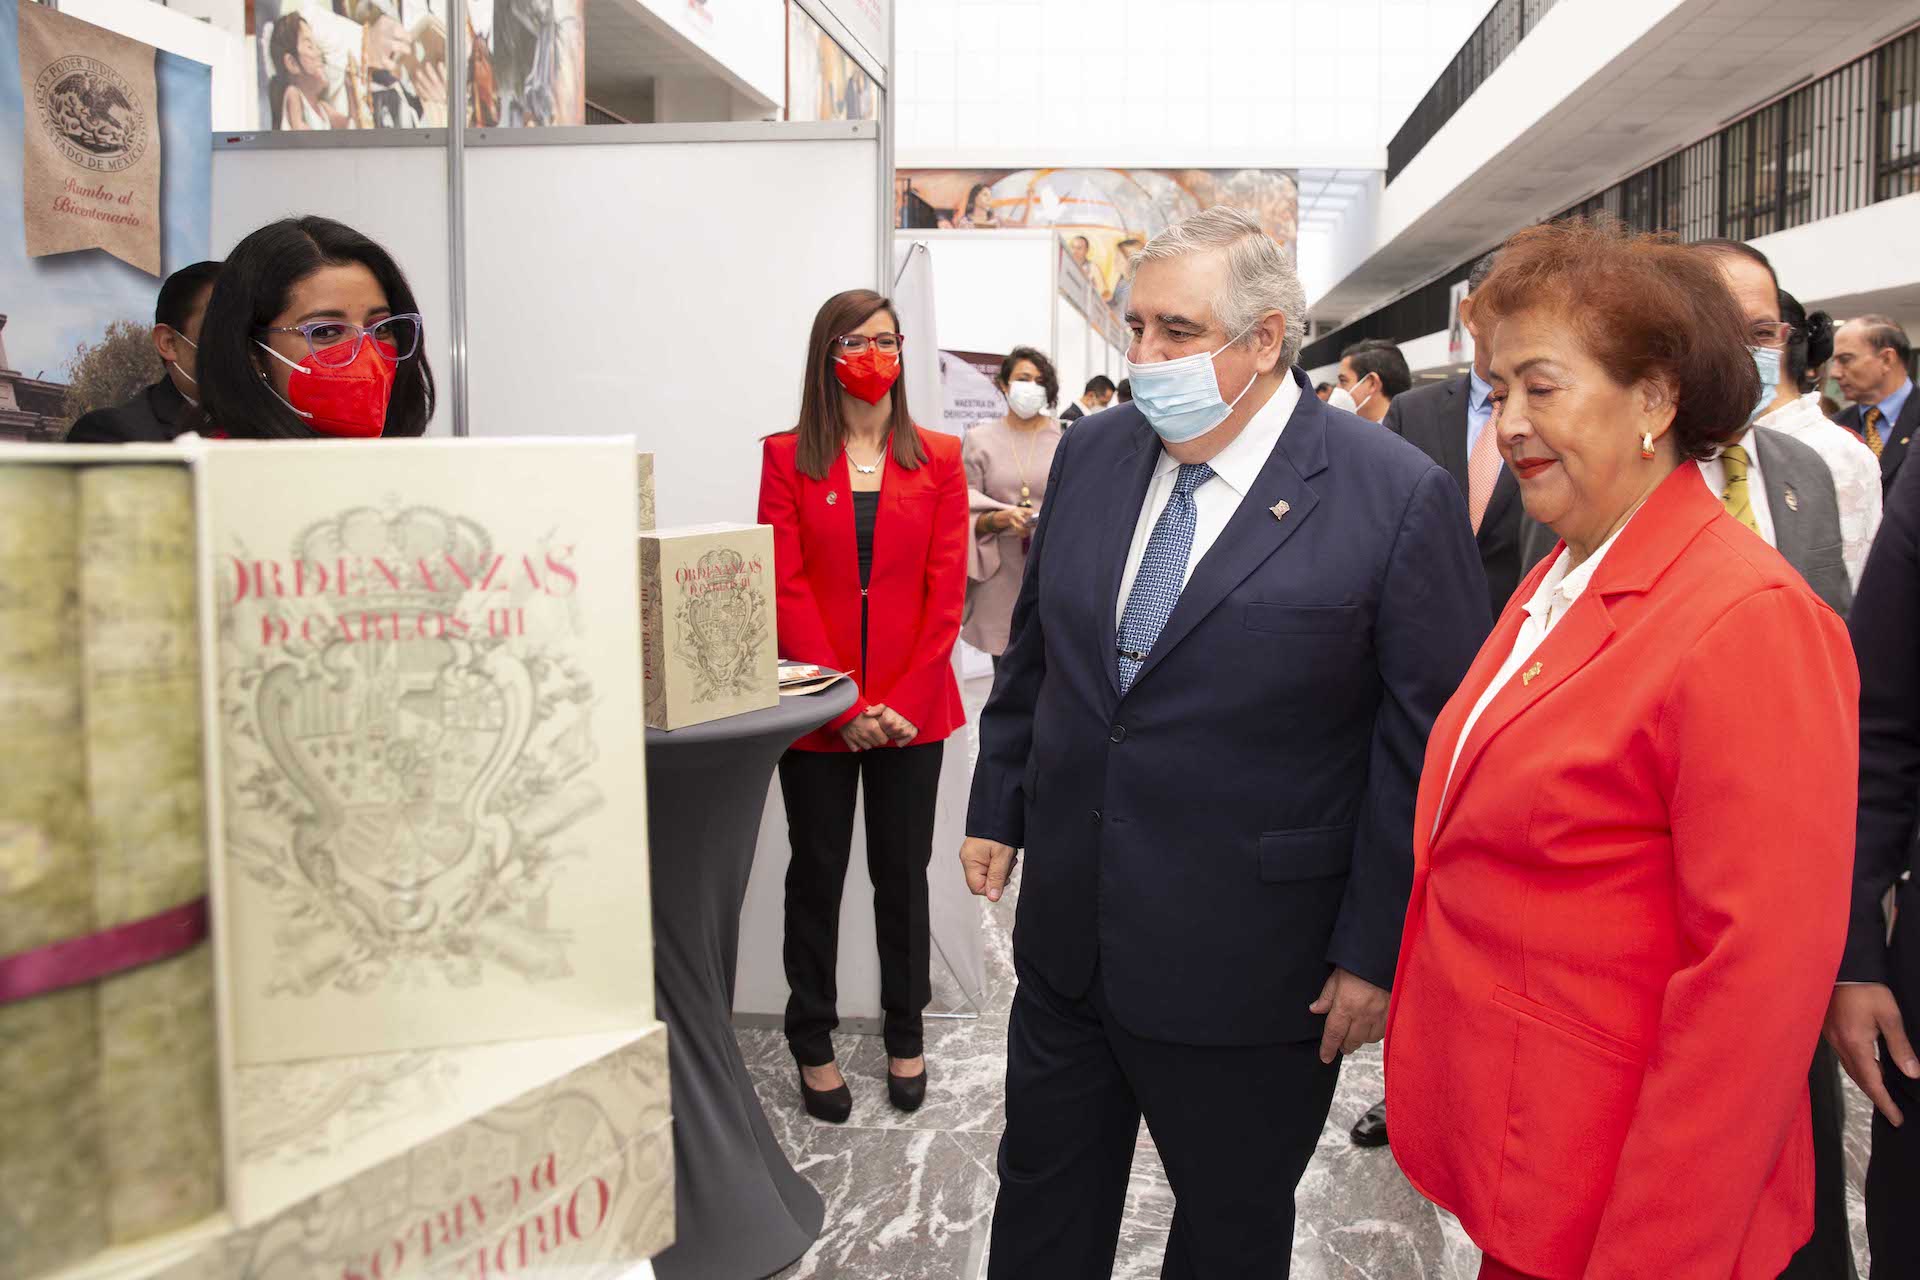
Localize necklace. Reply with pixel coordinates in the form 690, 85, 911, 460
845, 441, 885, 475
1010, 418, 1045, 506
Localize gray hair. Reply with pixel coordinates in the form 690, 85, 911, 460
1134, 207, 1306, 367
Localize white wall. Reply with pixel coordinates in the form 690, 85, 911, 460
894, 0, 1488, 165
1299, 170, 1382, 307
462, 135, 878, 525
66, 0, 255, 130
917, 231, 1058, 356
211, 146, 452, 435
629, 0, 787, 107
1751, 192, 1920, 323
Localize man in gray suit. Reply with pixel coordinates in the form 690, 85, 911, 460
1699, 239, 1854, 1280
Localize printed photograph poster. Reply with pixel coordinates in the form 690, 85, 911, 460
787, 2, 875, 122
0, 0, 211, 443
898, 167, 1299, 308
254, 0, 584, 131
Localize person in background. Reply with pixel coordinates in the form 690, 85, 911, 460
1829, 415, 1920, 1277
963, 206, 1487, 1279
956, 183, 999, 229
67, 259, 222, 444
1336, 338, 1410, 425
964, 347, 1062, 670
1110, 236, 1144, 309
1059, 374, 1115, 425
1386, 218, 1857, 1280
1759, 289, 1881, 593
1069, 235, 1093, 268
1315, 381, 1334, 402
758, 289, 967, 1124
191, 216, 433, 439
1833, 316, 1916, 494
1115, 377, 1132, 403
1695, 237, 1856, 1280
267, 12, 345, 131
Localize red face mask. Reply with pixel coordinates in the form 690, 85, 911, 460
833, 346, 901, 406
258, 338, 397, 438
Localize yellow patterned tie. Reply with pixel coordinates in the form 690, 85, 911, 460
1721, 444, 1760, 535
1863, 407, 1885, 458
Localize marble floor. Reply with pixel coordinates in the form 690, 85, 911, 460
737, 685, 1875, 1278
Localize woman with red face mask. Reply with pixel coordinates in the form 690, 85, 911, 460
758, 289, 968, 1123
192, 216, 435, 439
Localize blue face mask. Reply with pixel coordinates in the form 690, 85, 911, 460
1124, 327, 1257, 444
1749, 345, 1780, 423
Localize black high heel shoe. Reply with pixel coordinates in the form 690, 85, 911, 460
887, 1065, 928, 1113
797, 1067, 852, 1124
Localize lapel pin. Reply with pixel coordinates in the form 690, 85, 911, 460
1783, 486, 1800, 512
1522, 661, 1543, 686
826, 491, 838, 506
1269, 500, 1290, 522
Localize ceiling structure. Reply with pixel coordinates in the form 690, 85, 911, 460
1307, 0, 1920, 326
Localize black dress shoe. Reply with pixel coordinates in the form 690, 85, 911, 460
1349, 1099, 1388, 1147
887, 1067, 928, 1113
797, 1069, 852, 1124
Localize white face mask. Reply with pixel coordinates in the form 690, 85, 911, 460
1342, 375, 1375, 415
1124, 325, 1258, 444
167, 331, 200, 402
1325, 384, 1357, 414
1006, 380, 1049, 420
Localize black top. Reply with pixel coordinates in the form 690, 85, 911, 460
853, 490, 880, 589
66, 379, 191, 444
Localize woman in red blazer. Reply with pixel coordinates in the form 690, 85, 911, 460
758, 288, 966, 1123
1385, 221, 1858, 1279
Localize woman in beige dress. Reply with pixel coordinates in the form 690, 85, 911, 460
963, 347, 1063, 667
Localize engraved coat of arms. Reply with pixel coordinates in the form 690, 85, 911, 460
671, 546, 768, 703
221, 505, 604, 997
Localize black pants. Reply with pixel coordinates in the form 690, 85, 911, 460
989, 959, 1340, 1280
778, 742, 943, 1065
1867, 888, 1920, 1275
1779, 1040, 1858, 1279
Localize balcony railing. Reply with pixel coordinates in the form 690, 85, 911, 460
1307, 24, 1920, 371
1385, 0, 1563, 184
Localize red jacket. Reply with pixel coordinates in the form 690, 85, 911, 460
1384, 464, 1858, 1279
758, 426, 967, 752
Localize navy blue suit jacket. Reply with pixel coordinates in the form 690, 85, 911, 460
967, 370, 1490, 1046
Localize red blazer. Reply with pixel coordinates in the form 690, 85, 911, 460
1384, 464, 1858, 1279
758, 426, 968, 752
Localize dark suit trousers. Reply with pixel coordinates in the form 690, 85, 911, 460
1867, 883, 1920, 1275
778, 743, 942, 1064
989, 958, 1340, 1280
1779, 1040, 1859, 1279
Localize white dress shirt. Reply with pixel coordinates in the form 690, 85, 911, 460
1114, 374, 1302, 624
1695, 426, 1775, 547
1756, 392, 1883, 590
1434, 513, 1637, 830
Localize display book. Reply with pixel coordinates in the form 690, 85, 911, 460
0, 438, 672, 1280
639, 522, 779, 730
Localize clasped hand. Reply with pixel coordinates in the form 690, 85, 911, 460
839, 703, 917, 752
1825, 982, 1920, 1125
1310, 968, 1390, 1064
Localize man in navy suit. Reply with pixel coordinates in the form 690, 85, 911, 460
960, 208, 1489, 1278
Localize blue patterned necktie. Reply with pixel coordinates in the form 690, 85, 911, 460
1117, 462, 1214, 694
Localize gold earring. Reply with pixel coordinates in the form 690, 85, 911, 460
1640, 431, 1656, 459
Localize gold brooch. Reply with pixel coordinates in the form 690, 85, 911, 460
826, 491, 838, 505
1269, 500, 1290, 522
1522, 661, 1543, 686
1783, 486, 1800, 512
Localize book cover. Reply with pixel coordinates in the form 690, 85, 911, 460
636, 453, 655, 533
203, 441, 652, 1065
639, 523, 778, 730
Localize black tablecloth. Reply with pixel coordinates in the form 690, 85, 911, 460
647, 683, 857, 1280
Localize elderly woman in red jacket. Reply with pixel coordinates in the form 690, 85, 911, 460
1385, 220, 1858, 1279
758, 288, 967, 1124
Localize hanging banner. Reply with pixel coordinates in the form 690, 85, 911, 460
16, 0, 162, 275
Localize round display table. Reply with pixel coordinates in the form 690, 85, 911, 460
647, 682, 856, 1280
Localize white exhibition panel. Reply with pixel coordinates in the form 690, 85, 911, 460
462, 135, 876, 526
210, 145, 453, 437
915, 231, 1058, 358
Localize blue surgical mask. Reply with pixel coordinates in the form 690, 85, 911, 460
1749, 345, 1780, 422
1124, 327, 1256, 444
